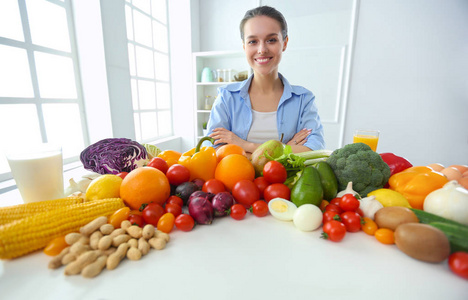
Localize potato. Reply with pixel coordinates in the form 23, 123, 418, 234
374, 206, 419, 231
394, 223, 450, 263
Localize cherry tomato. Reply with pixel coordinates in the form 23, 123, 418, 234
251, 200, 269, 217
330, 197, 341, 206
374, 228, 395, 244
254, 177, 269, 199
202, 178, 226, 194
157, 212, 175, 233
147, 157, 169, 174
108, 206, 130, 228
232, 179, 260, 207
321, 220, 346, 242
165, 203, 182, 217
263, 161, 287, 184
361, 217, 378, 235
174, 214, 195, 232
166, 164, 190, 185
43, 235, 68, 256
128, 214, 145, 227
340, 211, 362, 232
116, 172, 128, 179
263, 183, 290, 202
230, 204, 247, 220
141, 202, 165, 226
322, 210, 340, 224
339, 194, 360, 212
448, 252, 468, 280
166, 195, 183, 207
324, 203, 343, 214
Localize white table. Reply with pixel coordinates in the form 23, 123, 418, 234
0, 209, 467, 300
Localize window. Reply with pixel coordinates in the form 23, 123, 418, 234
0, 0, 87, 181
0, 0, 173, 184
125, 0, 173, 142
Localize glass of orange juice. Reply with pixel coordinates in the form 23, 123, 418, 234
353, 129, 380, 151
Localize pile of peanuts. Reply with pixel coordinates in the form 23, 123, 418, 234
48, 215, 170, 278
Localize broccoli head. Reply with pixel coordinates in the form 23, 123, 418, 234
327, 143, 391, 196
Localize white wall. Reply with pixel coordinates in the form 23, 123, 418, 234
346, 0, 468, 166
191, 0, 468, 166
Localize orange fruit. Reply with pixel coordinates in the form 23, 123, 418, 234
215, 154, 255, 191
216, 144, 246, 163
120, 167, 170, 210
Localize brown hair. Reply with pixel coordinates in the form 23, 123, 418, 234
239, 6, 288, 41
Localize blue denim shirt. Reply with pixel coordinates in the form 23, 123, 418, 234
206, 73, 325, 150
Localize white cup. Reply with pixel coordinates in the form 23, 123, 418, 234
6, 143, 64, 203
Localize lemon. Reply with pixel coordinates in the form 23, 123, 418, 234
368, 188, 411, 208
142, 143, 162, 159
85, 174, 123, 201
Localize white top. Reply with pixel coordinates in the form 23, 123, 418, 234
246, 109, 278, 143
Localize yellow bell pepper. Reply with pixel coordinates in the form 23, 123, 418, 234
178, 137, 217, 182
157, 150, 182, 167
388, 166, 448, 210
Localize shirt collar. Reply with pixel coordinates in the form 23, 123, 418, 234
226, 72, 299, 102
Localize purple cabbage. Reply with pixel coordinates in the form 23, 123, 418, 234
80, 138, 148, 174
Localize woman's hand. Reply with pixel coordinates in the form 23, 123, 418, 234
209, 128, 259, 154
286, 128, 311, 146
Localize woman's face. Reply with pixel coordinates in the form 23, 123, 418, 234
242, 15, 288, 77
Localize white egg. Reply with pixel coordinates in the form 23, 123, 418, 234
268, 198, 297, 221
292, 204, 323, 231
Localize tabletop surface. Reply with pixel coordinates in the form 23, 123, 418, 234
1, 210, 467, 300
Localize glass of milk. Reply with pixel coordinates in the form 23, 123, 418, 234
6, 143, 64, 203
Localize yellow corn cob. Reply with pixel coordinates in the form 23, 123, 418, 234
0, 197, 85, 226
0, 198, 125, 259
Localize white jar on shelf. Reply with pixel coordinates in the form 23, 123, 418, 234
216, 69, 224, 82
204, 96, 213, 110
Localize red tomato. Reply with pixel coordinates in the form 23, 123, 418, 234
232, 179, 260, 207
339, 194, 360, 212
448, 252, 468, 280
251, 200, 269, 217
147, 157, 169, 174
325, 203, 343, 214
322, 210, 340, 224
166, 195, 183, 207
263, 161, 287, 184
174, 214, 195, 232
340, 211, 362, 232
263, 183, 291, 202
202, 178, 226, 194
254, 177, 269, 199
165, 203, 182, 217
321, 220, 346, 242
128, 214, 145, 227
141, 202, 165, 226
157, 212, 175, 233
230, 204, 247, 220
166, 164, 190, 185
116, 172, 128, 180
330, 197, 341, 206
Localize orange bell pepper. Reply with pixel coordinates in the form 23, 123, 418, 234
388, 166, 448, 209
178, 137, 217, 182
157, 150, 182, 167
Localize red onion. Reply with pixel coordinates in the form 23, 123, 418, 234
188, 196, 214, 225
211, 192, 235, 217
188, 191, 214, 206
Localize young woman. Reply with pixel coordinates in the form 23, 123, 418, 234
207, 6, 325, 155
